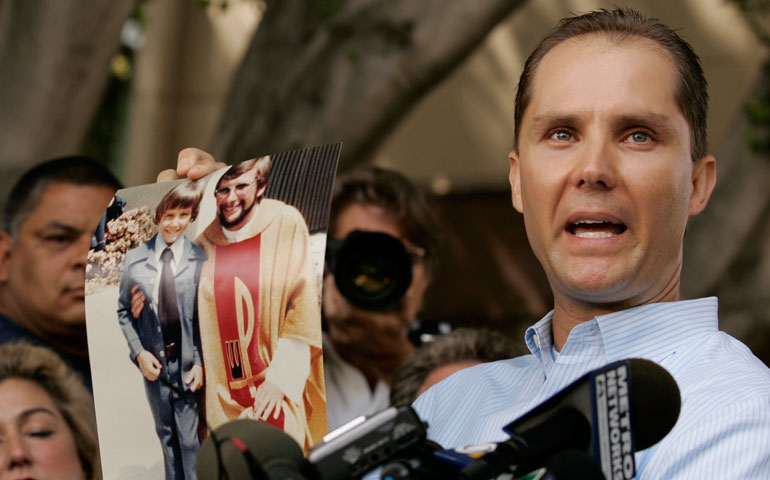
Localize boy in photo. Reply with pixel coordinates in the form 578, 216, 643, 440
117, 181, 207, 480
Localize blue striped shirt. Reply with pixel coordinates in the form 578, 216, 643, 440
413, 297, 770, 478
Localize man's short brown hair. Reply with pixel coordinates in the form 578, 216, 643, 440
329, 166, 441, 268
215, 155, 272, 192
513, 7, 709, 160
3, 156, 122, 239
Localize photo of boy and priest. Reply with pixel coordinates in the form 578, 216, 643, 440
86, 145, 339, 480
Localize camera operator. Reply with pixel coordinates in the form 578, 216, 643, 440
323, 166, 441, 429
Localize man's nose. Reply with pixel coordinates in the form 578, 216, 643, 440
225, 188, 239, 202
573, 137, 617, 190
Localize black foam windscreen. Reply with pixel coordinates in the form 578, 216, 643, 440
626, 358, 681, 450
196, 419, 306, 479
506, 358, 681, 454
544, 449, 606, 480
460, 358, 682, 479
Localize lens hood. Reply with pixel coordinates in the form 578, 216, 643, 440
327, 230, 413, 311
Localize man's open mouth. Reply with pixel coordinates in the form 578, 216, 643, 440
567, 219, 627, 239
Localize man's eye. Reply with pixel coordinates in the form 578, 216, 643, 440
550, 130, 572, 141
628, 131, 651, 143
45, 235, 71, 244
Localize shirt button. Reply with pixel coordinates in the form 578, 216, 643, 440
534, 335, 541, 348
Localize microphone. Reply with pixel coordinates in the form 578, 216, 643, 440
378, 443, 605, 480
379, 442, 496, 479
197, 405, 427, 480
306, 404, 428, 480
535, 449, 607, 480
196, 419, 307, 479
460, 358, 680, 480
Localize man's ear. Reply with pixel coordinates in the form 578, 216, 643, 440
688, 154, 717, 216
0, 231, 13, 284
509, 149, 524, 214
256, 183, 268, 200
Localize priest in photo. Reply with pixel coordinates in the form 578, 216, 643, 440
195, 156, 326, 452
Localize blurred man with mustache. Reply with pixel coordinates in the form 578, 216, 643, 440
0, 156, 121, 390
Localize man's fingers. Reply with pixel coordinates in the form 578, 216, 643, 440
175, 147, 225, 181
253, 399, 266, 419
157, 169, 180, 182
189, 161, 227, 180
177, 147, 213, 174
131, 291, 144, 306
158, 151, 225, 182
260, 398, 277, 421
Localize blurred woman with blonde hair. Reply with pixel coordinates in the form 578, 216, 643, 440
0, 342, 100, 479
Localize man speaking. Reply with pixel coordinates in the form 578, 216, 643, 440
195, 156, 325, 452
413, 7, 770, 478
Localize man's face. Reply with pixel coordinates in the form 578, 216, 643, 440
215, 168, 260, 230
158, 206, 193, 245
509, 36, 715, 311
0, 183, 115, 331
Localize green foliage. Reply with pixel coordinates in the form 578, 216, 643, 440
308, 0, 346, 21
726, 0, 770, 155
729, 0, 770, 14
197, 0, 262, 12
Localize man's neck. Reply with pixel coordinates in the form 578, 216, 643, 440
550, 283, 683, 351
551, 301, 611, 351
0, 296, 89, 357
335, 339, 415, 391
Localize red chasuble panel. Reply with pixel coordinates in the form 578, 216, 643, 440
213, 234, 284, 429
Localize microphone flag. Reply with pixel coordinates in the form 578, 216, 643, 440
503, 360, 635, 480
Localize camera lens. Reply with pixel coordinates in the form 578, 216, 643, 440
327, 231, 413, 311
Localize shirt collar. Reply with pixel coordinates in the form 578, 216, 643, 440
154, 234, 185, 269
596, 297, 718, 363
525, 297, 718, 368
525, 312, 556, 371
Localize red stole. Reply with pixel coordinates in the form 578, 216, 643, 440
213, 233, 284, 429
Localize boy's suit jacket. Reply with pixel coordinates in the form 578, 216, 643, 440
118, 233, 207, 392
